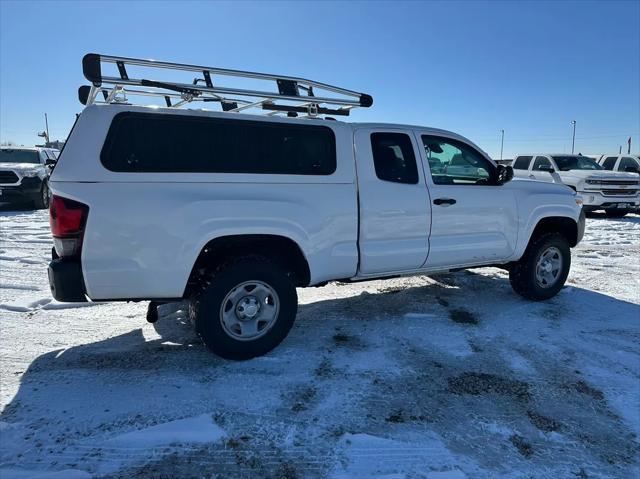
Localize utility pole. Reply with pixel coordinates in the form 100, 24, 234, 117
500, 129, 504, 161
44, 113, 50, 145
619, 146, 622, 154
570, 120, 576, 154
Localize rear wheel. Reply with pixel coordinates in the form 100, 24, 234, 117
190, 256, 297, 360
509, 233, 570, 300
605, 209, 629, 218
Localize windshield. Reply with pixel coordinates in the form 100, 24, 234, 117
0, 149, 40, 164
552, 156, 602, 171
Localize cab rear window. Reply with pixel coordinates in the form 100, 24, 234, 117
101, 112, 337, 175
513, 156, 532, 170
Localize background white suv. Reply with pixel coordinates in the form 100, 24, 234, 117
512, 154, 640, 217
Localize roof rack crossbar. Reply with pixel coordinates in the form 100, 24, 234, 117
80, 53, 373, 117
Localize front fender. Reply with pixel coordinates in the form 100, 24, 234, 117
514, 203, 581, 259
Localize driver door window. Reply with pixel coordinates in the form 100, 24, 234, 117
421, 135, 494, 185
532, 156, 552, 171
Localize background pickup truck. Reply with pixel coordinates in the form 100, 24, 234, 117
0, 146, 58, 209
512, 153, 640, 217
48, 104, 585, 359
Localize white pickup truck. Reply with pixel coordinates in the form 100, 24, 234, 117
47, 54, 585, 359
512, 154, 640, 217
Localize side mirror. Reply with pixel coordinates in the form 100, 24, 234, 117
496, 165, 514, 185
537, 164, 555, 173
45, 158, 56, 167
624, 166, 639, 174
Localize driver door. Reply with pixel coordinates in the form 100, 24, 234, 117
418, 133, 518, 268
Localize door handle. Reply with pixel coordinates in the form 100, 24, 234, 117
529, 174, 536, 179
433, 198, 456, 206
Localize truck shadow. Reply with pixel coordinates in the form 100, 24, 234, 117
1, 272, 639, 477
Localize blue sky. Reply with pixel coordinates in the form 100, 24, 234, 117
1, 0, 638, 158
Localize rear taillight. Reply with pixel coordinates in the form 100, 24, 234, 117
49, 195, 89, 258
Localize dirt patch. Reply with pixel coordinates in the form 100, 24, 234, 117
291, 386, 317, 412
385, 410, 405, 423
314, 358, 335, 378
436, 296, 450, 307
225, 435, 251, 449
448, 372, 531, 401
509, 434, 534, 458
378, 286, 404, 294
333, 333, 351, 344
572, 380, 605, 401
468, 340, 483, 353
277, 461, 300, 479
331, 330, 364, 349
527, 410, 561, 432
385, 408, 428, 424
449, 309, 478, 325
542, 307, 564, 321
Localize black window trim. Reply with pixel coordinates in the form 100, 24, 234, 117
100, 111, 338, 176
602, 156, 618, 170
369, 131, 420, 185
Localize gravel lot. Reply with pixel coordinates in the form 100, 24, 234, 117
0, 209, 638, 478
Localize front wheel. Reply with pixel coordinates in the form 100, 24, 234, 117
509, 233, 571, 300
605, 209, 629, 218
33, 180, 50, 209
190, 256, 298, 360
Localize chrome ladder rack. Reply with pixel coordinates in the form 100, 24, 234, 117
78, 53, 373, 118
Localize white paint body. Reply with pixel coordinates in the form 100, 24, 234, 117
51, 105, 584, 300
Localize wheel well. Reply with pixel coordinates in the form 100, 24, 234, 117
183, 234, 310, 297
529, 216, 579, 247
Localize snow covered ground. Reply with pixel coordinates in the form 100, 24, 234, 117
0, 208, 638, 478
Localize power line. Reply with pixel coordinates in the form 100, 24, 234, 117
476, 133, 634, 142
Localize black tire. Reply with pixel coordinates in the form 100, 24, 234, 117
605, 209, 628, 218
190, 256, 297, 360
33, 180, 50, 209
509, 233, 571, 301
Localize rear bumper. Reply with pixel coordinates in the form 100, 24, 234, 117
48, 257, 87, 302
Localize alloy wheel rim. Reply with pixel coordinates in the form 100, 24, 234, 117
219, 280, 279, 341
535, 246, 562, 288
